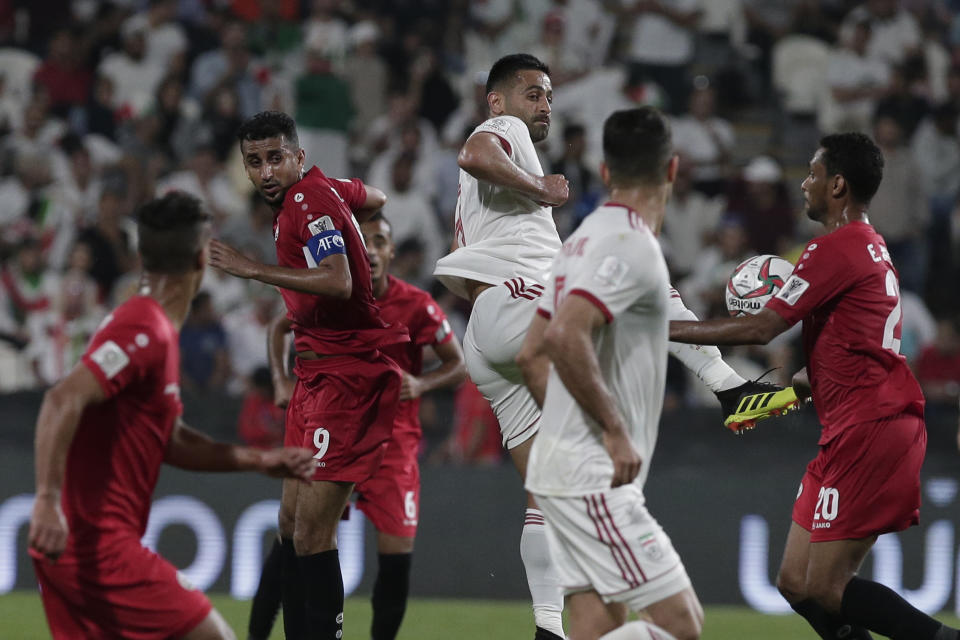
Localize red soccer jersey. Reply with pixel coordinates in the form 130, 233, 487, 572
766, 221, 924, 444
65, 296, 182, 553
272, 167, 408, 355
377, 276, 453, 438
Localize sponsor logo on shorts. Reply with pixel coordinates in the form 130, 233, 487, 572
813, 522, 831, 529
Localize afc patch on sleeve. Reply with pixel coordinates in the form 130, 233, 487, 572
307, 215, 335, 237
482, 118, 511, 135
593, 255, 629, 287
775, 275, 810, 306
304, 229, 347, 267
90, 340, 130, 379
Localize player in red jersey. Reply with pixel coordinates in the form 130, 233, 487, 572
27, 192, 316, 640
354, 211, 467, 639
670, 133, 959, 640
248, 212, 467, 640
208, 111, 408, 640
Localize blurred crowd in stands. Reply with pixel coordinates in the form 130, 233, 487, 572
1, 0, 959, 460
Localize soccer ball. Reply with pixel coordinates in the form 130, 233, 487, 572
725, 254, 794, 317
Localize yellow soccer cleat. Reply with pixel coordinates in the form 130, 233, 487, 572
715, 381, 801, 434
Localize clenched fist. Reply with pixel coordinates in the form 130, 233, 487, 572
537, 174, 570, 207
29, 494, 68, 562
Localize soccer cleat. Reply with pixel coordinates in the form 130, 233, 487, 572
715, 379, 801, 434
534, 627, 566, 640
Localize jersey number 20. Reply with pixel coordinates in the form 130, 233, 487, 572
881, 269, 902, 355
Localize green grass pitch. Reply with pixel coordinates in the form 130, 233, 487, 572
1, 591, 958, 638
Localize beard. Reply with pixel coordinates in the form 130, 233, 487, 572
529, 120, 550, 143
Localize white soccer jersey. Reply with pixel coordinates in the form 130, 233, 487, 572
526, 203, 670, 497
434, 115, 562, 299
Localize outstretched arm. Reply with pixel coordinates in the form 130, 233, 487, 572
670, 308, 791, 346
401, 338, 467, 400
209, 239, 352, 299
458, 132, 569, 206
165, 417, 315, 480
29, 364, 105, 560
544, 296, 639, 488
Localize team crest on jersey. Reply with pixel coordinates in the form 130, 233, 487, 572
294, 192, 304, 203
307, 215, 335, 237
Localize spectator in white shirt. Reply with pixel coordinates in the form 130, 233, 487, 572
671, 83, 735, 196
821, 18, 890, 133
621, 0, 702, 112
97, 15, 166, 117
840, 0, 922, 66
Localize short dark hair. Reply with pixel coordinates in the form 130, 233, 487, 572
237, 111, 299, 147
365, 210, 392, 235
136, 192, 211, 274
602, 107, 673, 187
486, 54, 550, 95
818, 133, 884, 204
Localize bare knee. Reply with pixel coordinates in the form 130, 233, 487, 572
647, 592, 703, 640
293, 520, 337, 555
669, 605, 703, 640
806, 577, 845, 615
776, 568, 808, 604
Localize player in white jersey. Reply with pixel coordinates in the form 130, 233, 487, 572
434, 53, 570, 640
523, 108, 702, 640
436, 54, 796, 640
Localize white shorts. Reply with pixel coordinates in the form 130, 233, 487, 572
536, 484, 692, 612
463, 279, 543, 449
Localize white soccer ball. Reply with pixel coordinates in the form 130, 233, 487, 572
725, 254, 795, 317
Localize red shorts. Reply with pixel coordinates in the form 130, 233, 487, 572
355, 429, 421, 538
793, 413, 926, 542
287, 352, 401, 483
31, 540, 211, 640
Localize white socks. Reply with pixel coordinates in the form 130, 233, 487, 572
520, 508, 565, 637
667, 289, 745, 393
599, 620, 679, 640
